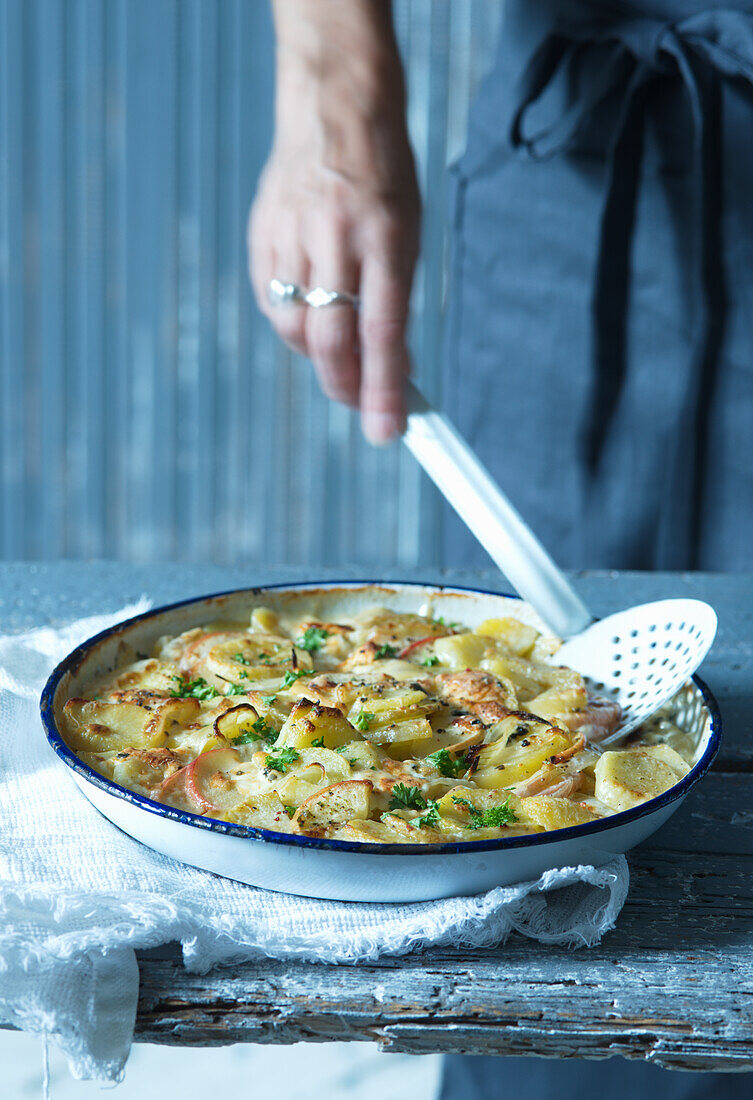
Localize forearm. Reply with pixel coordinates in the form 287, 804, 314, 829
271, 0, 408, 185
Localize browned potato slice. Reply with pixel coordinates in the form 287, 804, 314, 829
275, 699, 354, 750
293, 780, 373, 837
62, 694, 200, 753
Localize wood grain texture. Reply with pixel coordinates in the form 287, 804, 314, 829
3, 564, 752, 1069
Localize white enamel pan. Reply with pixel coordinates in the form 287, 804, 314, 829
41, 582, 721, 903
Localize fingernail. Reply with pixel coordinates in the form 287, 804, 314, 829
362, 411, 402, 445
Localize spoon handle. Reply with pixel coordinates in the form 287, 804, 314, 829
404, 381, 593, 638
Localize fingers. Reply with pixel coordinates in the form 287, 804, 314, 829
248, 200, 310, 356
358, 252, 411, 444
305, 226, 361, 407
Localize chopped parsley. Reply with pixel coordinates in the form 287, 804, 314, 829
389, 784, 427, 811
261, 694, 277, 705
170, 676, 220, 701
426, 748, 467, 778
352, 711, 375, 732
279, 668, 313, 690
335, 745, 351, 754
283, 804, 296, 819
452, 796, 518, 830
224, 682, 248, 696
310, 736, 325, 748
233, 652, 250, 665
421, 655, 440, 667
233, 716, 278, 746
264, 746, 301, 774
433, 615, 461, 630
416, 800, 441, 829
297, 626, 330, 652
374, 643, 398, 659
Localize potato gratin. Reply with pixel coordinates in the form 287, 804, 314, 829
61, 606, 693, 843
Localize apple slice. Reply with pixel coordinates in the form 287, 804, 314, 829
158, 763, 200, 813
185, 746, 245, 813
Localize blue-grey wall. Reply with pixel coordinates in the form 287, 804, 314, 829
0, 0, 500, 566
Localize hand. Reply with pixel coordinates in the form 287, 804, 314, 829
248, 1, 420, 444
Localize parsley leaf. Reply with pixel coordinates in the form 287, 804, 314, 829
374, 643, 398, 659
233, 716, 278, 746
335, 745, 351, 754
264, 746, 301, 774
224, 682, 248, 696
421, 655, 440, 667
261, 694, 277, 705
170, 676, 220, 701
279, 668, 312, 690
452, 796, 518, 830
389, 784, 427, 811
310, 736, 325, 748
352, 710, 375, 732
297, 626, 330, 652
416, 801, 441, 829
283, 804, 296, 819
233, 652, 250, 665
426, 748, 467, 778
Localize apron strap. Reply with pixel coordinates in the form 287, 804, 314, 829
510, 11, 753, 566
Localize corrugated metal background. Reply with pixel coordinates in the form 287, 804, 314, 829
0, 0, 500, 565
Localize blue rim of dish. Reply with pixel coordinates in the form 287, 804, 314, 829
40, 580, 722, 857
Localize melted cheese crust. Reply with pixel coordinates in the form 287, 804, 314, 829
61, 606, 694, 842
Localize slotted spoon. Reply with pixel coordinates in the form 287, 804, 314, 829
403, 381, 717, 741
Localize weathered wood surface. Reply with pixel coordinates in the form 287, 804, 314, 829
3, 564, 752, 1069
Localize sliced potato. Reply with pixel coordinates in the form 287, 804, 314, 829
332, 818, 422, 844
366, 716, 434, 745
519, 794, 598, 831
104, 658, 179, 695
641, 743, 691, 780
223, 790, 292, 831
336, 740, 382, 771
206, 634, 313, 685
594, 749, 681, 813
275, 699, 354, 750
348, 685, 437, 729
273, 764, 326, 808
293, 780, 373, 837
475, 617, 539, 657
62, 694, 200, 753
473, 726, 574, 789
249, 607, 281, 635
525, 684, 589, 724
298, 746, 353, 784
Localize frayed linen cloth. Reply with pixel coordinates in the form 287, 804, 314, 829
0, 604, 629, 1083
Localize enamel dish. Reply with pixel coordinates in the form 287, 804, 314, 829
41, 582, 721, 902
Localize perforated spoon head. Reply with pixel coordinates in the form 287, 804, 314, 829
554, 599, 718, 742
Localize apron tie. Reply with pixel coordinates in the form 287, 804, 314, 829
510, 11, 753, 564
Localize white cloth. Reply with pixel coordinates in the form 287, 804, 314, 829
0, 606, 630, 1083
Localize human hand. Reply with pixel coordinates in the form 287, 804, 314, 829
248, 0, 420, 444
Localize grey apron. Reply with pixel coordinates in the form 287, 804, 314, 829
441, 0, 753, 572
440, 1, 752, 1095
